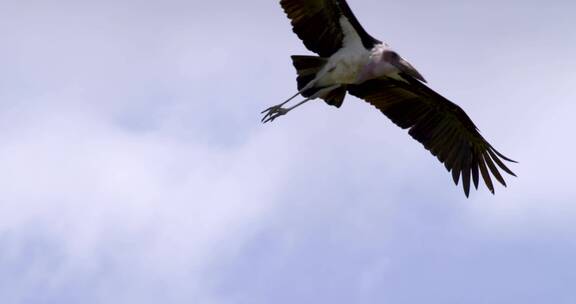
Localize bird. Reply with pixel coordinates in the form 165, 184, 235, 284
261, 0, 516, 197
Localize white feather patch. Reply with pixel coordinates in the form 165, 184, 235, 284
339, 16, 364, 50
313, 17, 371, 85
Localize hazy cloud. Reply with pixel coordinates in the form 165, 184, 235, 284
1, 1, 575, 303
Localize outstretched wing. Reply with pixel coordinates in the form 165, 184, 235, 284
347, 76, 516, 197
280, 0, 381, 57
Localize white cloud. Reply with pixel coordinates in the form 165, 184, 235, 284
0, 85, 299, 302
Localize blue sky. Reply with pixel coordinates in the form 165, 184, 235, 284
1, 0, 575, 303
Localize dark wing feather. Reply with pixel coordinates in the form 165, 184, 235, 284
347, 76, 516, 197
280, 0, 380, 57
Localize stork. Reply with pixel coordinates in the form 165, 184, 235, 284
262, 0, 516, 197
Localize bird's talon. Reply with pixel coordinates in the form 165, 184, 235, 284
260, 105, 278, 114
261, 107, 289, 123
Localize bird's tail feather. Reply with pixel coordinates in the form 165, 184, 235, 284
290, 55, 345, 108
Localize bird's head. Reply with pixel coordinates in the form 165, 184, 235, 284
381, 50, 427, 83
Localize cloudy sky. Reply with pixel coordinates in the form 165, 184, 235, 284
1, 0, 575, 303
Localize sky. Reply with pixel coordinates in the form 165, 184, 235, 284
1, 0, 575, 303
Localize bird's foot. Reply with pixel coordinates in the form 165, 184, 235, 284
261, 105, 290, 123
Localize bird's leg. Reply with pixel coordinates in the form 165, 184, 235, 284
261, 97, 313, 123
260, 81, 317, 115
261, 84, 341, 123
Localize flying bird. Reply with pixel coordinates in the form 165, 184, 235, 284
262, 0, 516, 197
